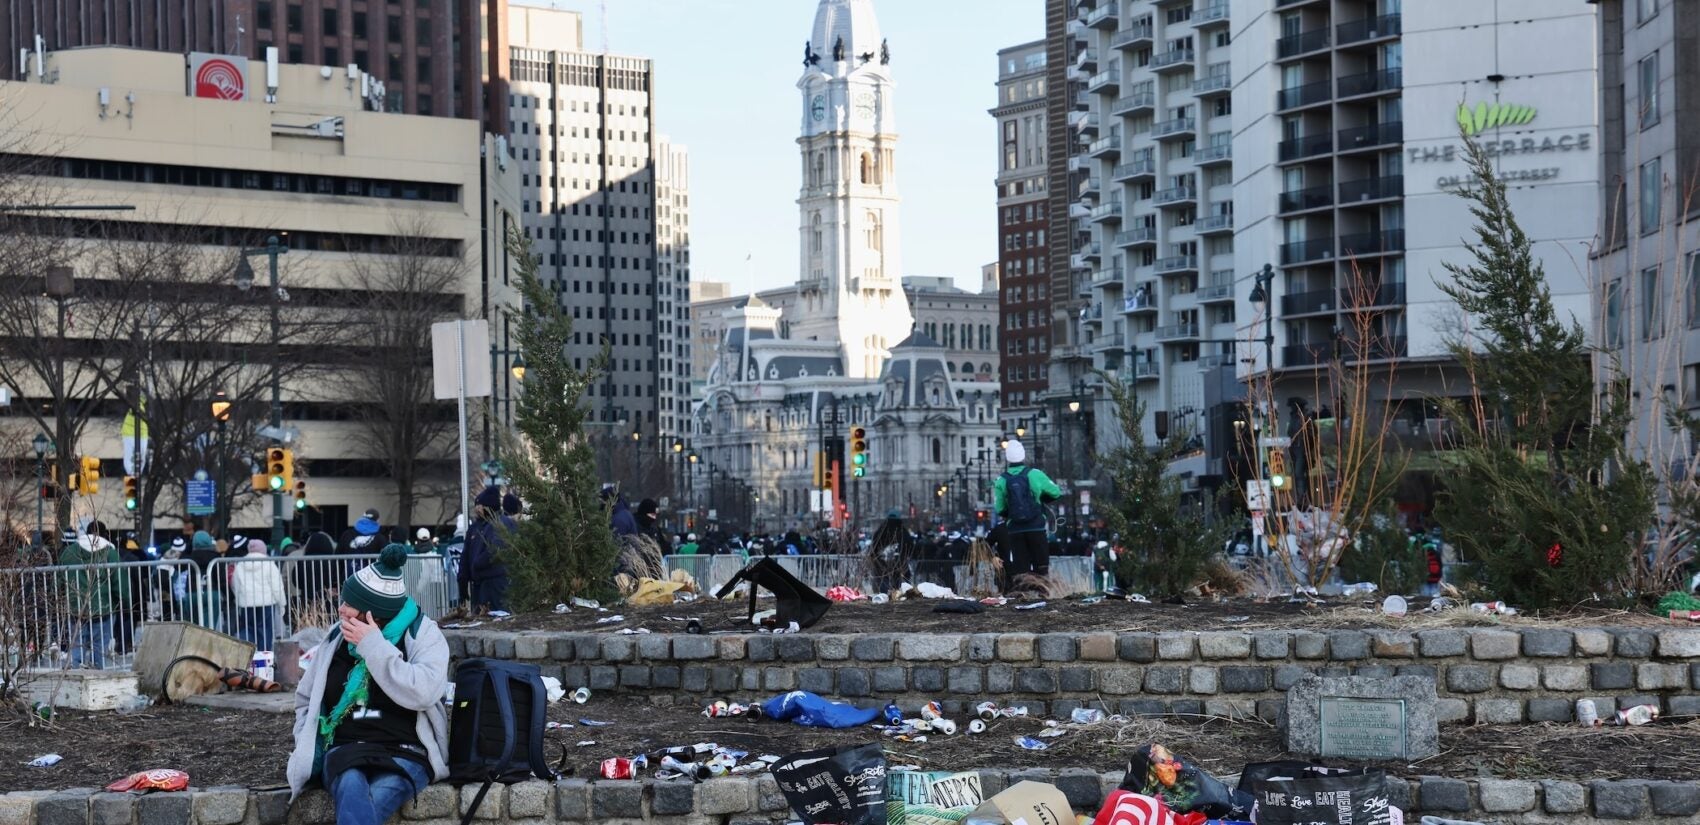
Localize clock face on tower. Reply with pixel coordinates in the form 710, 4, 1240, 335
854, 92, 875, 119
811, 94, 826, 122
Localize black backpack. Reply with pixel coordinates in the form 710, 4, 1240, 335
447, 659, 557, 823
1003, 467, 1042, 524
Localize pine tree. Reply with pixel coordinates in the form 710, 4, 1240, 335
1434, 137, 1654, 607
500, 229, 621, 607
1099, 375, 1231, 597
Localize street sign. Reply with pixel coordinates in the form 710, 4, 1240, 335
185, 479, 216, 516
432, 319, 492, 540
1246, 479, 1272, 511
1258, 436, 1292, 448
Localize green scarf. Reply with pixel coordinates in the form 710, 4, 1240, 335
317, 598, 421, 753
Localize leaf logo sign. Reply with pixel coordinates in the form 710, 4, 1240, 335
1456, 101, 1537, 136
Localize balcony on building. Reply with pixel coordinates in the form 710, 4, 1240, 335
1081, 302, 1105, 326
1278, 133, 1334, 163
1193, 67, 1232, 97
1068, 154, 1089, 173
1110, 19, 1155, 50
1091, 267, 1123, 288
1124, 284, 1158, 313
1338, 175, 1404, 204
1092, 332, 1127, 351
1197, 352, 1234, 369
1196, 210, 1234, 235
1277, 78, 1332, 111
1112, 156, 1157, 182
1089, 199, 1125, 223
1279, 183, 1334, 214
1088, 62, 1122, 93
1192, 2, 1230, 27
1054, 343, 1086, 360
1340, 281, 1407, 310
1280, 237, 1335, 266
1081, 240, 1104, 262
1111, 89, 1156, 116
1069, 200, 1092, 220
1276, 0, 1328, 7
1280, 285, 1337, 317
1115, 224, 1158, 247
1195, 140, 1232, 166
1337, 120, 1404, 153
1360, 335, 1408, 361
1152, 116, 1197, 141
1339, 228, 1405, 257
1069, 108, 1100, 135
1077, 48, 1099, 72
1337, 67, 1402, 99
1151, 47, 1196, 73
1198, 272, 1236, 303
1155, 321, 1201, 342
1336, 13, 1402, 46
1081, 176, 1102, 198
1087, 1, 1121, 29
1276, 26, 1331, 60
1154, 253, 1199, 276
1281, 340, 1333, 368
1134, 360, 1161, 380
1088, 129, 1123, 158
1153, 185, 1197, 208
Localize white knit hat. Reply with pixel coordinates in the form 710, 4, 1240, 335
1005, 439, 1027, 464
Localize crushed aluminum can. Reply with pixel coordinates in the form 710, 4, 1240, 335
1014, 601, 1047, 611
1005, 705, 1029, 718
572, 687, 591, 704
968, 719, 987, 735
553, 603, 571, 614
1070, 708, 1106, 724
579, 718, 614, 727
976, 701, 1000, 721
869, 593, 890, 604
27, 754, 62, 768
884, 703, 903, 725
920, 701, 943, 721
571, 597, 601, 610
1576, 699, 1600, 728
1013, 736, 1049, 751
594, 614, 626, 624
686, 618, 704, 634
1080, 595, 1105, 605
576, 740, 597, 747
704, 701, 729, 718
1470, 601, 1517, 616
1618, 704, 1659, 726
933, 718, 958, 736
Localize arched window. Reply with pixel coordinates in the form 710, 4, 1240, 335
962, 361, 975, 374
981, 362, 993, 374
811, 212, 823, 255
860, 152, 874, 184
932, 438, 942, 464
865, 211, 882, 252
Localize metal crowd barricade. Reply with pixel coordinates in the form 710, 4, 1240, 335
0, 558, 200, 672
203, 553, 456, 648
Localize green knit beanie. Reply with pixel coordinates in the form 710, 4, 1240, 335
342, 544, 410, 620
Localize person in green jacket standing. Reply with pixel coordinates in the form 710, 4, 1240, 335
58, 520, 127, 669
992, 440, 1063, 585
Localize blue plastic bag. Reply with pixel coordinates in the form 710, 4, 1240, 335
762, 691, 883, 729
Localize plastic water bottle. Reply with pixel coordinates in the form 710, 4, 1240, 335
116, 695, 152, 715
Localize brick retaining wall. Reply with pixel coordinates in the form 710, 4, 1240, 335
4, 772, 1698, 824
447, 627, 1700, 723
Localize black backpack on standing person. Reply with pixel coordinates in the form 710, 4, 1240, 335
446, 659, 557, 824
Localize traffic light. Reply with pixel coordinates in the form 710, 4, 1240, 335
1267, 447, 1288, 491
123, 476, 138, 511
72, 455, 101, 495
293, 479, 308, 511
266, 448, 294, 492
822, 466, 837, 492
812, 450, 826, 489
849, 426, 868, 478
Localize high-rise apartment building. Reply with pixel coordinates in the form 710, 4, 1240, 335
2, 0, 509, 129
508, 7, 683, 452
1590, 0, 1700, 465
1233, 1, 1598, 402
1068, 0, 1238, 449
656, 138, 693, 445
992, 40, 1053, 429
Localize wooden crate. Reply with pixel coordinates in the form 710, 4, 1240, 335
132, 622, 255, 698
21, 670, 140, 711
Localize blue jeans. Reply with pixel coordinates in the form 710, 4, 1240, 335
329, 756, 431, 825
238, 606, 275, 650
71, 616, 112, 669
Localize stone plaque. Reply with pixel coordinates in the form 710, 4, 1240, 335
1286, 675, 1438, 760
1319, 696, 1407, 760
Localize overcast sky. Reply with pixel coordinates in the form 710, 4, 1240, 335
516, 0, 1042, 293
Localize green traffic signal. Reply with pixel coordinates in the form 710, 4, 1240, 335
1270, 474, 1287, 489
852, 454, 866, 466
852, 467, 865, 478
124, 497, 137, 511
295, 497, 307, 511
269, 475, 285, 490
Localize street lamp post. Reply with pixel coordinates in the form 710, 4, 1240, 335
31, 433, 49, 549
1246, 262, 1278, 519
236, 236, 288, 546
210, 392, 232, 535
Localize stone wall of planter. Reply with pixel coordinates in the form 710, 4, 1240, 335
445, 626, 1700, 724
3, 771, 1698, 824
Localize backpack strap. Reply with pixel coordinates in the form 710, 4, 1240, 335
459, 670, 517, 825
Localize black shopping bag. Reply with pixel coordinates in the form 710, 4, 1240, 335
771, 743, 887, 825
714, 557, 833, 628
1119, 743, 1252, 820
1238, 762, 1394, 825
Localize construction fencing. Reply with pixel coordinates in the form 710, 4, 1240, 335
0, 553, 455, 672
661, 553, 1093, 599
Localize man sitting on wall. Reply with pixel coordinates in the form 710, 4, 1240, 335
287, 545, 449, 825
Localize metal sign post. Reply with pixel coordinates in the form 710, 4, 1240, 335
433, 320, 492, 522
